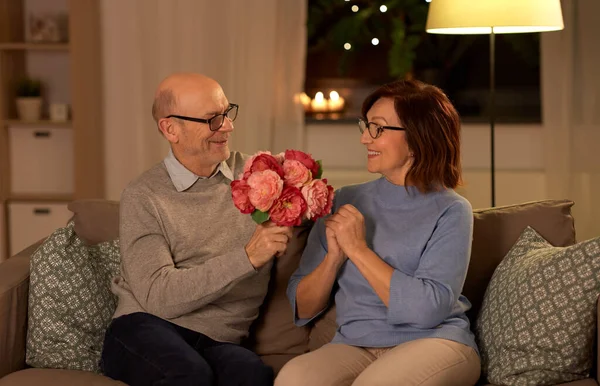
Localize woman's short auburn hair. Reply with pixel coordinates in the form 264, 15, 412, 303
361, 79, 462, 192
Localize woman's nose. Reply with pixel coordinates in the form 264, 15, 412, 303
360, 129, 372, 144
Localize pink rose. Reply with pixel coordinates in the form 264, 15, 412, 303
301, 178, 334, 220
247, 170, 284, 212
283, 160, 312, 188
285, 150, 319, 178
243, 153, 284, 180
269, 186, 307, 227
231, 179, 255, 214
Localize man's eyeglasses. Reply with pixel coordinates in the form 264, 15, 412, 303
166, 103, 239, 131
358, 118, 405, 139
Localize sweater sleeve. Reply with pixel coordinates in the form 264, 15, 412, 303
387, 199, 473, 328
286, 216, 333, 326
119, 187, 256, 320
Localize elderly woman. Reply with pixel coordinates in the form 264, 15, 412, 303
275, 80, 480, 386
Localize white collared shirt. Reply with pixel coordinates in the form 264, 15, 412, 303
163, 149, 234, 192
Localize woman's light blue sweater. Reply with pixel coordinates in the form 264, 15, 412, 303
287, 177, 478, 352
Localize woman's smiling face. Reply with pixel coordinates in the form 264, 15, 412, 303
361, 97, 413, 185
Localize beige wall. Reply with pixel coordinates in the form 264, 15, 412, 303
306, 122, 547, 210
100, 0, 306, 201
0, 204, 4, 262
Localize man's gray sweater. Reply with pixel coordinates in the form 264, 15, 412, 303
111, 151, 272, 344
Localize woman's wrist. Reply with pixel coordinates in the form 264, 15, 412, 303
346, 243, 370, 261
324, 252, 346, 271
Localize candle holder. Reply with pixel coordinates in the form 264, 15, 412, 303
310, 92, 329, 113
327, 91, 345, 113
303, 90, 346, 116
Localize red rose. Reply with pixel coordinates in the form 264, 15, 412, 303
231, 179, 255, 214
269, 186, 307, 227
284, 150, 319, 178
243, 153, 284, 179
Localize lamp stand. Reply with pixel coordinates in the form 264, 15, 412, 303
489, 30, 496, 207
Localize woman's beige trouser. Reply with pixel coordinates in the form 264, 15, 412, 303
274, 338, 480, 386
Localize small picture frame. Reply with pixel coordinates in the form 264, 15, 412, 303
49, 103, 69, 122
28, 13, 69, 43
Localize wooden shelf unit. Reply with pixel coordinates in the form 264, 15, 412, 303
0, 42, 70, 51
7, 194, 74, 203
0, 0, 104, 260
4, 119, 72, 128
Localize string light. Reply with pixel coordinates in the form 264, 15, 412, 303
351, 5, 359, 12
344, 43, 352, 50
371, 38, 379, 46
380, 5, 388, 12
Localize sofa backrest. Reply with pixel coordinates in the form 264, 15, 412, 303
67, 198, 576, 356
67, 200, 119, 244
465, 199, 575, 327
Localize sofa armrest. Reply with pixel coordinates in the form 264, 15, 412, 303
0, 240, 42, 379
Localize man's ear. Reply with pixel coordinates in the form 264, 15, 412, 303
158, 118, 179, 144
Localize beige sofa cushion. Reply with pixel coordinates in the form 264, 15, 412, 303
248, 222, 312, 356
0, 369, 125, 386
67, 200, 119, 245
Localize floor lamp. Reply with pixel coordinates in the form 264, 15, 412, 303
425, 0, 564, 207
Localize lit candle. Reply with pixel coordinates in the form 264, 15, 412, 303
298, 92, 311, 112
327, 91, 345, 112
311, 92, 328, 113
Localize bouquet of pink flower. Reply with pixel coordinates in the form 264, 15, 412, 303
231, 150, 334, 226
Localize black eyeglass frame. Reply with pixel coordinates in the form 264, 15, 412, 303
358, 118, 405, 139
166, 103, 239, 131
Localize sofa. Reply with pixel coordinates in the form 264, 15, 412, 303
0, 198, 598, 386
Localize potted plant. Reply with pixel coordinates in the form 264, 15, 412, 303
15, 77, 43, 121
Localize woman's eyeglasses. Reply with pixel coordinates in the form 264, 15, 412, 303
358, 118, 405, 139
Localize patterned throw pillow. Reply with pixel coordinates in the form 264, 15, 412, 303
26, 221, 120, 373
477, 226, 600, 386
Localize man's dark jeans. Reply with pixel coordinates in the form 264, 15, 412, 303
100, 312, 273, 386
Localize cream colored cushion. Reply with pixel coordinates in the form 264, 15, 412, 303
0, 369, 125, 386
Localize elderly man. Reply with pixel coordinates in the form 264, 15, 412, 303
100, 73, 292, 386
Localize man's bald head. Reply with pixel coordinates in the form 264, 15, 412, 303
152, 72, 234, 176
151, 73, 223, 123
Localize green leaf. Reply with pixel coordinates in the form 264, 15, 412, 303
251, 210, 270, 224
315, 160, 323, 179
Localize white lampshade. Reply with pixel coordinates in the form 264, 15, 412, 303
426, 0, 564, 35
